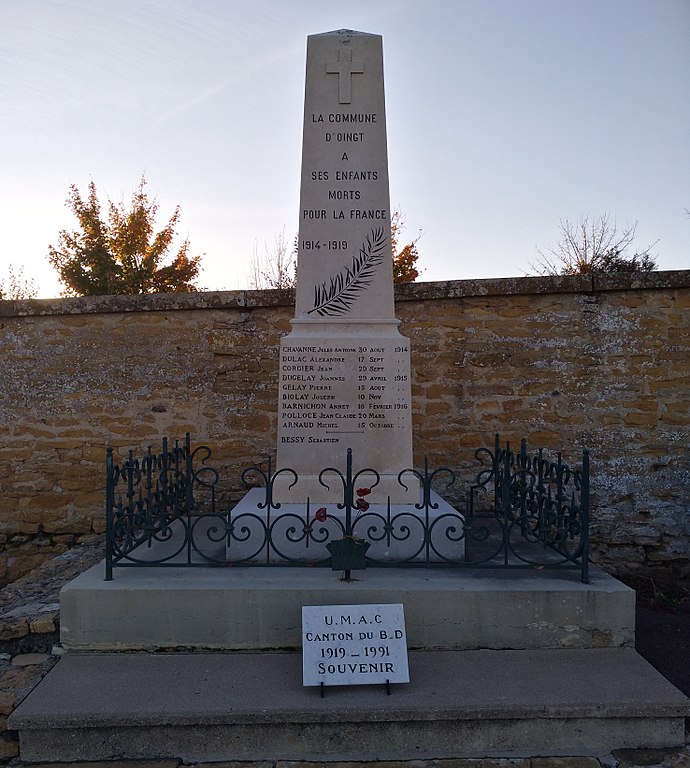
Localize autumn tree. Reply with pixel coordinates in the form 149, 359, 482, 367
533, 213, 657, 276
0, 264, 38, 300
48, 177, 201, 296
390, 209, 422, 283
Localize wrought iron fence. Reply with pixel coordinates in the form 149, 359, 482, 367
105, 434, 589, 582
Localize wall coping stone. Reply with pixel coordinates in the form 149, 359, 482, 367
0, 271, 688, 319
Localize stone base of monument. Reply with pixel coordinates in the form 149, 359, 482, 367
28, 498, 689, 762
10, 648, 689, 761
225, 487, 465, 564
272, 471, 421, 506
13, 561, 690, 761
60, 564, 633, 651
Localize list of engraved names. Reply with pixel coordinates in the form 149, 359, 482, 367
279, 341, 409, 447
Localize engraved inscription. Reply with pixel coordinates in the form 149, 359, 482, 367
279, 340, 410, 448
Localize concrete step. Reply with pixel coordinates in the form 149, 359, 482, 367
60, 564, 635, 651
9, 649, 689, 762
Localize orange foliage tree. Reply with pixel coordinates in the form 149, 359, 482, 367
390, 209, 422, 283
48, 176, 201, 296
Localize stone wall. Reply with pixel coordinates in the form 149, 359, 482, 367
1, 272, 688, 585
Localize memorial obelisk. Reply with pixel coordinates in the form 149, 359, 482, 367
276, 30, 414, 504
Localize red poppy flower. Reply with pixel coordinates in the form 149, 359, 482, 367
356, 487, 371, 497
355, 498, 370, 512
315, 507, 328, 522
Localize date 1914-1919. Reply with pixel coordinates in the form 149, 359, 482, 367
301, 240, 347, 250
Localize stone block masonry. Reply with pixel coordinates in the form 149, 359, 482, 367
0, 272, 688, 585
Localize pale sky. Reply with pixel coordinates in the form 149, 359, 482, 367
1, 0, 688, 298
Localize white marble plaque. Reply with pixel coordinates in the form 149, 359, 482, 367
302, 603, 409, 687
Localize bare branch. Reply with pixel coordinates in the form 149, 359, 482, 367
531, 213, 658, 276
0, 264, 38, 300
247, 228, 297, 290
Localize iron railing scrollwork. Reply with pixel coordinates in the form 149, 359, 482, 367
105, 434, 590, 582
467, 434, 590, 582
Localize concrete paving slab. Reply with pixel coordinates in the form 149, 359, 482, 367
9, 649, 689, 762
59, 564, 635, 651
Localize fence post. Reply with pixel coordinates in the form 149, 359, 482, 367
344, 448, 354, 537
501, 444, 512, 565
493, 433, 501, 511
581, 449, 590, 583
105, 447, 114, 581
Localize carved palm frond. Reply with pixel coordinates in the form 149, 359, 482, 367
308, 227, 387, 317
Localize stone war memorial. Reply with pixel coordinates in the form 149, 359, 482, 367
276, 29, 414, 504
8, 29, 689, 764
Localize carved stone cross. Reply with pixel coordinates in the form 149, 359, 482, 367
326, 48, 364, 104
